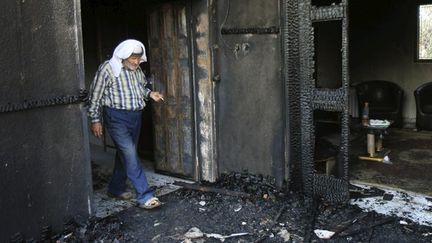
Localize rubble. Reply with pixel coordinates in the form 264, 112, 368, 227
23, 171, 432, 242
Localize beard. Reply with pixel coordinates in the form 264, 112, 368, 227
123, 60, 139, 71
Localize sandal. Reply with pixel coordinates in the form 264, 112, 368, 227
138, 197, 161, 209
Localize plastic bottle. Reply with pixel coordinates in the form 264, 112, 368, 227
362, 102, 369, 126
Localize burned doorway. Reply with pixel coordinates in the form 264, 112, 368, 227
80, 0, 197, 180
347, 0, 432, 195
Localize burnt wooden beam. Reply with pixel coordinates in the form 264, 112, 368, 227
173, 181, 251, 198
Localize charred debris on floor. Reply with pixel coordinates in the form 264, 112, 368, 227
11, 171, 432, 242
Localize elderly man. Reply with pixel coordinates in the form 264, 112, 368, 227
88, 39, 163, 209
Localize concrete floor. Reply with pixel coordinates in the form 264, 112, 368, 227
350, 128, 432, 196
315, 121, 432, 196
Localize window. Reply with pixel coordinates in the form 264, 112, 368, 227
418, 4, 432, 61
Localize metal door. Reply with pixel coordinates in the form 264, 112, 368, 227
297, 0, 350, 202
214, 0, 286, 186
147, 1, 195, 178
0, 0, 92, 241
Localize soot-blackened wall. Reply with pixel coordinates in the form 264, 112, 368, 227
0, 0, 92, 241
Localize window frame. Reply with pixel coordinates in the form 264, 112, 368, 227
416, 3, 432, 63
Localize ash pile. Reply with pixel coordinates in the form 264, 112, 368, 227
204, 171, 284, 200
17, 171, 432, 242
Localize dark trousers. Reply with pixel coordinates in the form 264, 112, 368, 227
103, 107, 153, 204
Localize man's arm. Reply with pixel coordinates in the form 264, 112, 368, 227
88, 63, 108, 138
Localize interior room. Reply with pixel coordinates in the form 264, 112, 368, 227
314, 0, 432, 196
81, 0, 155, 164
79, 1, 162, 207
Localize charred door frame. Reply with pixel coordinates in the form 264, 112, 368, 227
283, 0, 300, 187
295, 0, 350, 202
192, 0, 218, 182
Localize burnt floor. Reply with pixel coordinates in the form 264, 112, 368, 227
52, 170, 432, 243
315, 121, 432, 196
40, 142, 432, 242
350, 127, 432, 196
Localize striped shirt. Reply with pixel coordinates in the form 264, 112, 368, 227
88, 61, 151, 123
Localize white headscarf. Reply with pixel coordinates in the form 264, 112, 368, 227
108, 39, 147, 77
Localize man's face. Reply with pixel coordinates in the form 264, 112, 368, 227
123, 55, 141, 71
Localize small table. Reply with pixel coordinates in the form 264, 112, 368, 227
358, 122, 391, 162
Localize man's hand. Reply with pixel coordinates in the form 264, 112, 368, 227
150, 91, 165, 102
90, 122, 103, 138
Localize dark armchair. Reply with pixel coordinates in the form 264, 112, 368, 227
356, 80, 404, 127
414, 82, 432, 131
